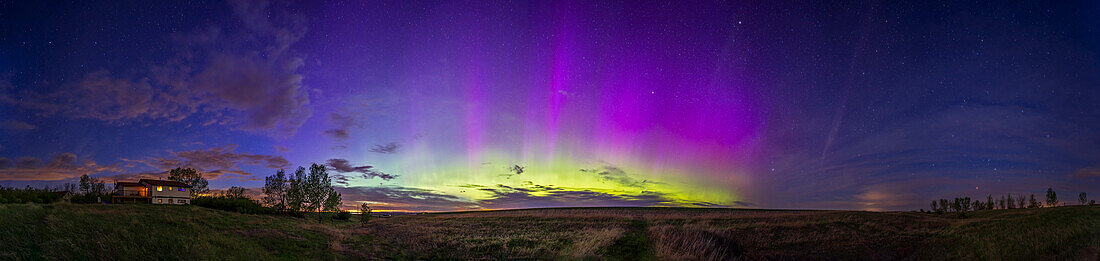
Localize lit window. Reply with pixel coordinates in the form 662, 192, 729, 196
158, 199, 162, 203
157, 186, 163, 191
179, 188, 185, 192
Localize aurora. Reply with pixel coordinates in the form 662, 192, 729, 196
1, 0, 1098, 212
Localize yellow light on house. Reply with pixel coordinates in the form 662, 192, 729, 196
157, 186, 162, 191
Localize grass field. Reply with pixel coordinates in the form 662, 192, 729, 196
1, 204, 1097, 260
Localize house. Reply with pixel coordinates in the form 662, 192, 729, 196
112, 179, 192, 205
53, 191, 72, 203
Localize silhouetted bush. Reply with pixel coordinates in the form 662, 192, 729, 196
335, 211, 351, 220
0, 186, 63, 204
191, 196, 274, 214
70, 194, 110, 204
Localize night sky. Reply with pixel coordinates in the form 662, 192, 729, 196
2, 1, 1098, 211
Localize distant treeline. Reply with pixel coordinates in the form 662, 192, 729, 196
925, 187, 1093, 216
0, 174, 114, 204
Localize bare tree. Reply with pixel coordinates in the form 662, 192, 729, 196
225, 186, 248, 199
1079, 192, 1087, 205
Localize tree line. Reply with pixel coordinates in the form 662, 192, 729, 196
261, 163, 343, 221
924, 187, 1093, 216
0, 174, 117, 204
0, 163, 348, 223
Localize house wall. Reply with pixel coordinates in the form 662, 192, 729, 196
116, 186, 146, 197
147, 184, 191, 205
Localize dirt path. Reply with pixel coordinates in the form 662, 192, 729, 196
604, 219, 656, 260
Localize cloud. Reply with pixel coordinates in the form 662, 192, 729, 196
369, 142, 401, 154
337, 186, 478, 212
0, 120, 36, 130
4, 0, 311, 137
274, 146, 291, 152
474, 183, 736, 210
1072, 166, 1100, 179
323, 127, 349, 140
579, 165, 658, 188
323, 99, 387, 146
0, 153, 120, 181
126, 145, 289, 180
326, 158, 396, 180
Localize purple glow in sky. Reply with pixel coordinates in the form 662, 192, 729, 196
1, 0, 1099, 211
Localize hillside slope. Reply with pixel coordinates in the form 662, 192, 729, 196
0, 204, 342, 260
1, 204, 1097, 260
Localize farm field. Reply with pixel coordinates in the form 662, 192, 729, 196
1, 204, 1097, 260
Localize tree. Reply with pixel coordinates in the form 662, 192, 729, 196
1028, 194, 1040, 208
1045, 187, 1057, 207
225, 186, 248, 199
939, 199, 950, 213
263, 169, 289, 212
303, 163, 341, 222
1006, 194, 1016, 209
282, 164, 342, 221
286, 166, 305, 213
79, 174, 92, 194
1078, 192, 1087, 205
930, 201, 939, 213
974, 200, 983, 210
986, 195, 995, 210
168, 168, 209, 196
359, 203, 372, 226
323, 190, 342, 215
1016, 195, 1026, 209
62, 183, 78, 194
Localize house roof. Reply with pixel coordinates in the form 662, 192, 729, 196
139, 179, 192, 187
116, 182, 143, 187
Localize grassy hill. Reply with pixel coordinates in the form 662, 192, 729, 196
1, 204, 1097, 260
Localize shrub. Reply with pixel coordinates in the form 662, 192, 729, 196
70, 194, 111, 204
335, 211, 351, 220
360, 203, 372, 225
191, 196, 274, 214
0, 186, 64, 204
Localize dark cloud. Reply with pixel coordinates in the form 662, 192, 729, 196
369, 142, 401, 154
475, 183, 735, 210
0, 154, 120, 181
337, 186, 478, 211
580, 165, 657, 188
323, 128, 349, 140
323, 99, 388, 147
0, 120, 36, 130
325, 158, 396, 180
4, 0, 311, 137
126, 145, 289, 180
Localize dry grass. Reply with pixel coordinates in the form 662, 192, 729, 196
2, 205, 1096, 260
567, 227, 624, 257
